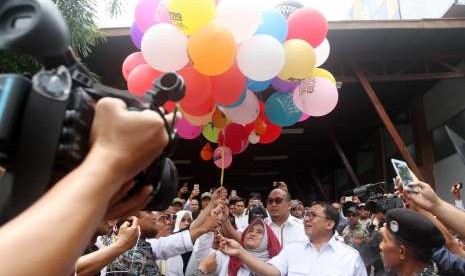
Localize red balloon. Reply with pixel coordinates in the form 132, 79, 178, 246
259, 120, 281, 144
181, 97, 215, 116
127, 64, 162, 96
211, 64, 246, 105
287, 7, 328, 47
218, 123, 249, 154
244, 121, 255, 134
163, 101, 176, 113
179, 67, 213, 110
122, 52, 146, 80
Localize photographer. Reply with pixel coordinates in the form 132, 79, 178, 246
0, 98, 175, 275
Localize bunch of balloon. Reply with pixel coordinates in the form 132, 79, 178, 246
122, 0, 338, 169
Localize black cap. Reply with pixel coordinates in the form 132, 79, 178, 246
342, 201, 358, 217
357, 203, 368, 210
385, 208, 444, 258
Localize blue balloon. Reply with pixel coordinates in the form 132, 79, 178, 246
221, 89, 247, 108
265, 91, 302, 127
247, 78, 272, 92
255, 8, 288, 43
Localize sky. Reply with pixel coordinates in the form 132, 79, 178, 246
96, 0, 356, 28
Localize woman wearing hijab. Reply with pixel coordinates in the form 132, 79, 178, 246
174, 210, 193, 233
170, 210, 193, 274
196, 218, 281, 276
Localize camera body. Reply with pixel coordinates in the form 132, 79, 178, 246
343, 181, 403, 214
0, 0, 184, 222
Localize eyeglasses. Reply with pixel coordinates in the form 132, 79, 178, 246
304, 211, 327, 220
267, 197, 285, 205
156, 214, 176, 223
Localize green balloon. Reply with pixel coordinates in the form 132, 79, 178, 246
202, 123, 219, 143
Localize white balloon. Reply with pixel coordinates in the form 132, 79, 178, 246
237, 35, 285, 81
314, 38, 330, 67
214, 0, 264, 43
248, 131, 260, 144
141, 24, 189, 72
222, 90, 259, 124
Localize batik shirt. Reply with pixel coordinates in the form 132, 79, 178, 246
106, 239, 161, 276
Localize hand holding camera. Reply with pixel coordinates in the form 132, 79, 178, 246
89, 98, 175, 185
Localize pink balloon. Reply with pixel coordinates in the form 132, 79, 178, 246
175, 117, 202, 139
298, 113, 310, 122
213, 146, 233, 169
222, 90, 260, 124
293, 77, 339, 117
122, 52, 145, 80
154, 0, 170, 24
135, 0, 169, 32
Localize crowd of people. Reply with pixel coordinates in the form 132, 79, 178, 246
1, 98, 465, 276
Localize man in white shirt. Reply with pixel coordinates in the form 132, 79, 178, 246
233, 198, 249, 231
265, 188, 307, 246
220, 202, 367, 276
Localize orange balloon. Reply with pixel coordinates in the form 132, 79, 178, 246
188, 25, 236, 76
201, 143, 213, 161
212, 108, 228, 129
254, 118, 268, 136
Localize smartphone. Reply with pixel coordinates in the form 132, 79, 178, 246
391, 159, 414, 188
194, 184, 199, 190
344, 196, 353, 202
231, 190, 237, 197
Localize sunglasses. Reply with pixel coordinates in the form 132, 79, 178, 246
267, 197, 285, 205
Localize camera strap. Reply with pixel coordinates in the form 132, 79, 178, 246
8, 89, 68, 218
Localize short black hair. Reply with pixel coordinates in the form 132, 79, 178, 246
248, 192, 262, 200
235, 198, 245, 205
228, 198, 237, 206
269, 188, 291, 201
311, 201, 340, 233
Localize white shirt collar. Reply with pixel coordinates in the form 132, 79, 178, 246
306, 234, 338, 252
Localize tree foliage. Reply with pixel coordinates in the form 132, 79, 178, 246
0, 0, 124, 73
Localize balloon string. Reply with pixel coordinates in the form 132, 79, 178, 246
220, 145, 225, 187
220, 128, 226, 187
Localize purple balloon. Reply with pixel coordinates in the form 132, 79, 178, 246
131, 23, 143, 49
271, 77, 300, 92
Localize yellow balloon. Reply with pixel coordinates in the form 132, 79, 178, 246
168, 0, 216, 35
278, 39, 316, 82
311, 68, 336, 84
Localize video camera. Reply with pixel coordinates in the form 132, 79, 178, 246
0, 0, 185, 223
343, 181, 403, 214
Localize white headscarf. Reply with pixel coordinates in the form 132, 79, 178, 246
244, 219, 269, 262
174, 210, 192, 232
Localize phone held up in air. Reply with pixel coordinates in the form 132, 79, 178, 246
391, 159, 415, 189
194, 184, 199, 190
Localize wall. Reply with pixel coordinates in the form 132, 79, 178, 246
399, 0, 454, 19
433, 153, 465, 202
347, 0, 455, 20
